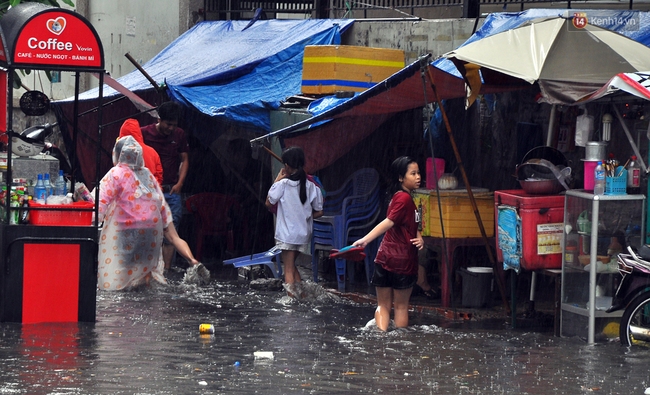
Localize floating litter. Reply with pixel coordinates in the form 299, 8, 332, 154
199, 323, 214, 334
254, 351, 274, 360
198, 380, 208, 386
645, 388, 650, 395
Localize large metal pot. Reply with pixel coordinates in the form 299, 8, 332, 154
516, 158, 571, 195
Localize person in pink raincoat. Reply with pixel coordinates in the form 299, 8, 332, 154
97, 136, 199, 290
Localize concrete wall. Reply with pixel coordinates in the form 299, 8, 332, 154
343, 18, 477, 64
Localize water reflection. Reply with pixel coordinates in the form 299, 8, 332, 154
0, 279, 648, 393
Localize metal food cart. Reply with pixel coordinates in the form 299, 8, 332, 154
0, 3, 105, 323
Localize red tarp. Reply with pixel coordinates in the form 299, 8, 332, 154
255, 58, 523, 173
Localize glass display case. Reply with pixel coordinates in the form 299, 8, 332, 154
561, 190, 645, 344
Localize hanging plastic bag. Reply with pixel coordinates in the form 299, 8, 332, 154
575, 106, 594, 147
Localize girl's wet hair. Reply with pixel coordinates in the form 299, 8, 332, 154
388, 156, 417, 194
282, 146, 307, 204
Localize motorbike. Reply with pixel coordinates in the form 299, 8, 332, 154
607, 245, 650, 346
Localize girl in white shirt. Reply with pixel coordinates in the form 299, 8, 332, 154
266, 147, 323, 296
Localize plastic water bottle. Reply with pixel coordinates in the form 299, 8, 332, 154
627, 155, 641, 195
34, 174, 46, 201
43, 173, 52, 197
594, 161, 606, 195
54, 170, 66, 195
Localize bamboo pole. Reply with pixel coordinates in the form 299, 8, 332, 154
425, 67, 510, 314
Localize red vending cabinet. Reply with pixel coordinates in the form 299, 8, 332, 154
0, 224, 98, 323
494, 190, 565, 270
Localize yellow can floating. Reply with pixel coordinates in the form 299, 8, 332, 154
199, 323, 214, 334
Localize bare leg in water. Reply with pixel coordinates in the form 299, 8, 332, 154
375, 286, 413, 331
392, 287, 413, 328
282, 250, 302, 283
282, 250, 304, 297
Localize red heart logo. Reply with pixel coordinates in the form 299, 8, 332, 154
46, 17, 66, 35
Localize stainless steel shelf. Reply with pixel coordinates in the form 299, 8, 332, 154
561, 303, 623, 318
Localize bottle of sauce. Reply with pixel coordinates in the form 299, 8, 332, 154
565, 241, 578, 266
607, 236, 623, 257
594, 161, 606, 196
626, 155, 641, 195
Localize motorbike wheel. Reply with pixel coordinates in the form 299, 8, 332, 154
619, 291, 650, 347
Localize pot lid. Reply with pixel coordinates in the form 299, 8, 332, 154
467, 267, 493, 273
521, 146, 568, 167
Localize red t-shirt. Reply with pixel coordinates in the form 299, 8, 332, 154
374, 191, 419, 275
141, 123, 189, 186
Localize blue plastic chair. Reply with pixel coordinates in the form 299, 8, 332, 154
321, 168, 379, 217
346, 206, 383, 283
311, 168, 381, 290
223, 246, 283, 278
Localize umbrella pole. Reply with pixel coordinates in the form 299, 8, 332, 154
612, 103, 649, 174
546, 105, 557, 147
426, 67, 511, 315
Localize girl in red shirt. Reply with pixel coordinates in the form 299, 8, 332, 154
353, 156, 423, 331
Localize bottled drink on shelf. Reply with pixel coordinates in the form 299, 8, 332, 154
9, 194, 19, 225
34, 174, 46, 201
20, 195, 30, 224
626, 155, 641, 194
43, 173, 52, 197
594, 161, 605, 196
54, 170, 66, 195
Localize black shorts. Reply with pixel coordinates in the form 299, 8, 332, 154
370, 263, 417, 290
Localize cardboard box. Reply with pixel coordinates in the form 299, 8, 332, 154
301, 45, 405, 95
414, 188, 494, 238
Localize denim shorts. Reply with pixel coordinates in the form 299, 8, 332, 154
370, 263, 417, 290
163, 192, 182, 244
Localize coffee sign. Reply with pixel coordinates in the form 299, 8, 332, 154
12, 12, 102, 68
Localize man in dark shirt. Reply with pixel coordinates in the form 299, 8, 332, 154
142, 101, 190, 271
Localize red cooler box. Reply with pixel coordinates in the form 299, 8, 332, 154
494, 190, 565, 270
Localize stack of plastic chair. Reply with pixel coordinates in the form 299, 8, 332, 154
346, 204, 382, 284
311, 168, 381, 290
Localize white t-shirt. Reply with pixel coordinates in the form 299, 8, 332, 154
267, 178, 323, 245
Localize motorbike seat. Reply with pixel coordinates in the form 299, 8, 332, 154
637, 244, 650, 260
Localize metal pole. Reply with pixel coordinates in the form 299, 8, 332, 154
5, 70, 13, 224
612, 103, 649, 174
72, 72, 80, 196
588, 197, 599, 344
124, 53, 159, 92
94, 72, 104, 226
546, 104, 556, 147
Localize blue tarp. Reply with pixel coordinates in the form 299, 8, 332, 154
62, 19, 353, 132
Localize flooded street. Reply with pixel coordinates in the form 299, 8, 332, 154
1, 271, 650, 395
